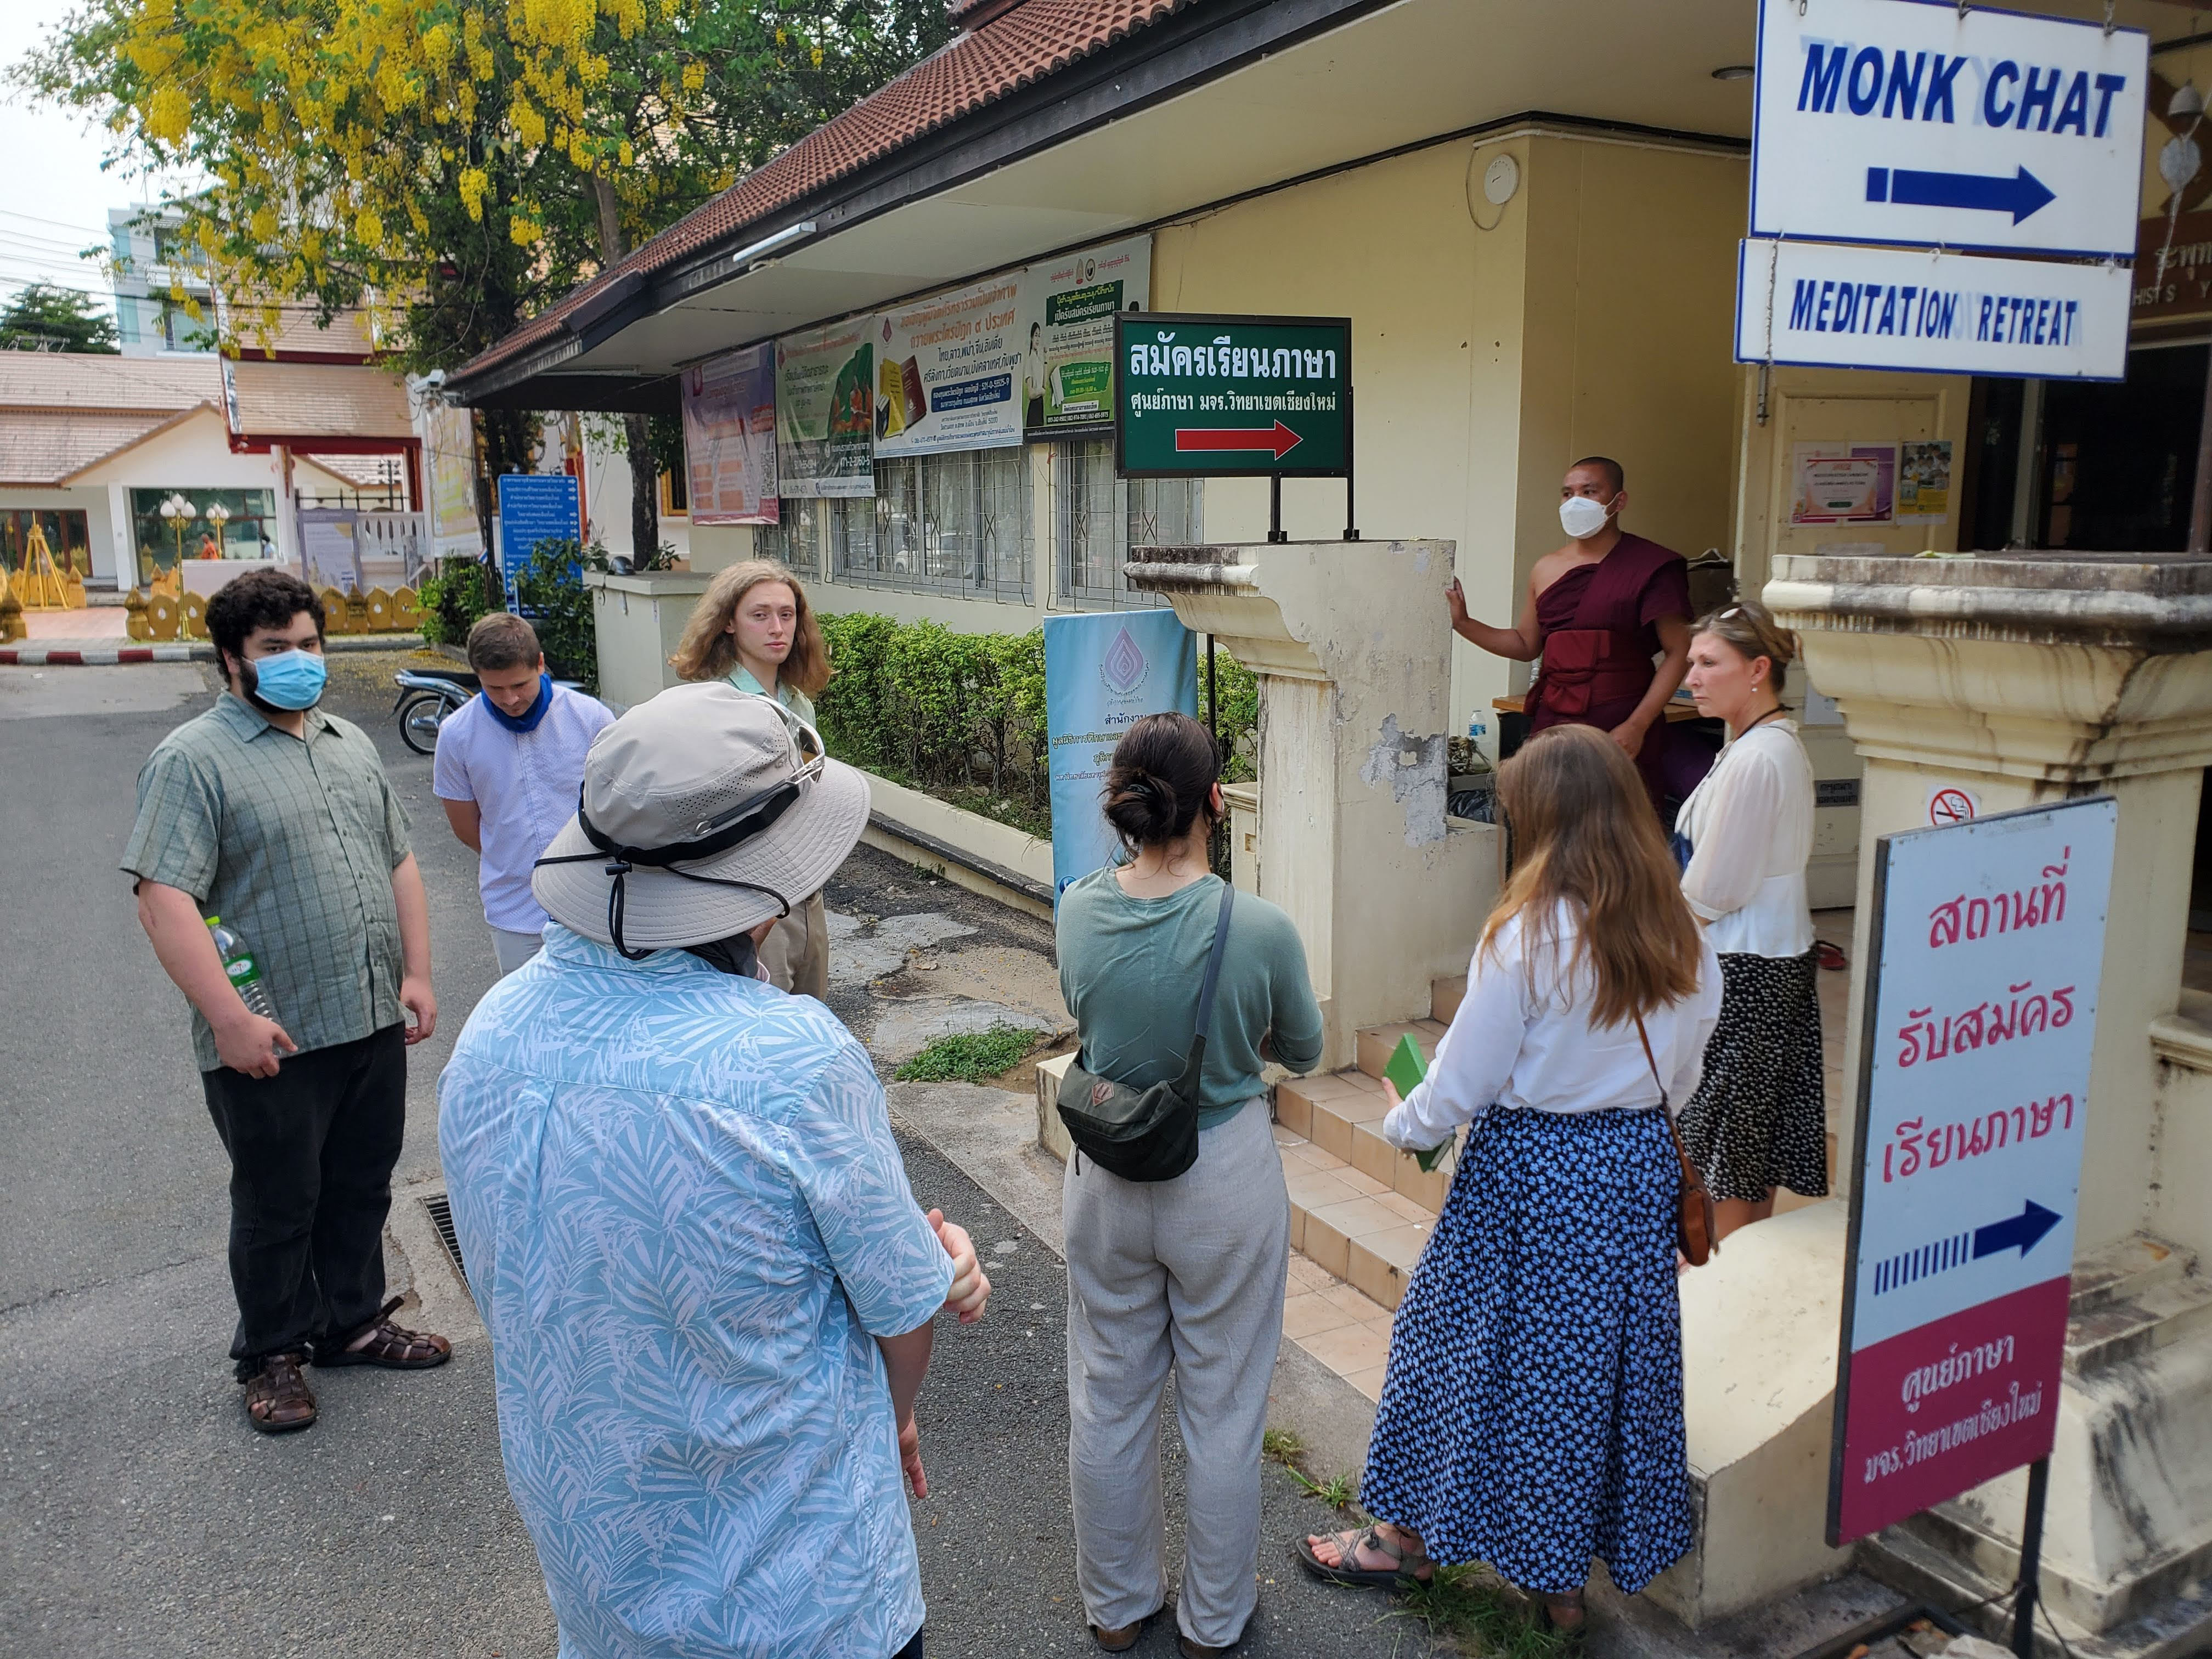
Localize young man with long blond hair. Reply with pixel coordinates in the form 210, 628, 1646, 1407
672, 560, 836, 996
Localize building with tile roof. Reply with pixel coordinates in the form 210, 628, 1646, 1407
0, 351, 418, 588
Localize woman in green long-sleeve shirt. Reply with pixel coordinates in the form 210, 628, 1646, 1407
1056, 712, 1322, 1658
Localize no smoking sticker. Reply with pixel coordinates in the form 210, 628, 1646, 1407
1928, 785, 1980, 827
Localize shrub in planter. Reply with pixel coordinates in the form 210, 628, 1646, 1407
813, 611, 1257, 837
415, 557, 502, 648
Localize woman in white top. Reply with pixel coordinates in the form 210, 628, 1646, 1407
1674, 599, 1825, 1239
1297, 724, 1721, 1640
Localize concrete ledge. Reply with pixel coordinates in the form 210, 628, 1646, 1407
859, 770, 1054, 920
2150, 990, 2212, 1073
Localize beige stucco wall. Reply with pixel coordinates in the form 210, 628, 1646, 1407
1153, 129, 1748, 735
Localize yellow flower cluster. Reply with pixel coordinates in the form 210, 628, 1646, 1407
98, 0, 720, 347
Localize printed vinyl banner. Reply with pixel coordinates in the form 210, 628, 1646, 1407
1043, 609, 1198, 901
776, 319, 876, 498
1829, 798, 2116, 1545
873, 273, 1026, 459
1025, 236, 1152, 435
682, 344, 779, 524
424, 401, 482, 556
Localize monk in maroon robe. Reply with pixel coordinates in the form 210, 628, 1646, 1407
1446, 456, 1703, 811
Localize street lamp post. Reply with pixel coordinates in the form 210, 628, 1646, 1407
157, 493, 195, 569
205, 502, 231, 557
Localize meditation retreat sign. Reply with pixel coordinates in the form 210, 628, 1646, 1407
1829, 797, 2115, 1545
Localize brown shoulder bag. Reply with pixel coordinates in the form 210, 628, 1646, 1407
1634, 1015, 1719, 1267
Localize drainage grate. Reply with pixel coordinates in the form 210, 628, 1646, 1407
422, 1192, 467, 1285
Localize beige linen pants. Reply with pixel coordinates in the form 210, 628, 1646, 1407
1063, 1098, 1289, 1649
757, 890, 830, 1000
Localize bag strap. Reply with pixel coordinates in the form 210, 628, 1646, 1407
1175, 881, 1236, 1093
1635, 1013, 1702, 1172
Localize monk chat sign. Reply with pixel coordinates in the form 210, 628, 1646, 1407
1115, 314, 1350, 478
1829, 797, 2115, 1545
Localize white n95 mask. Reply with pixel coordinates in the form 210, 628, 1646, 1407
1559, 494, 1614, 540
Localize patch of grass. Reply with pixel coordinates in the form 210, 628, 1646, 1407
1387, 1564, 1571, 1658
894, 1025, 1046, 1084
1263, 1425, 1356, 1509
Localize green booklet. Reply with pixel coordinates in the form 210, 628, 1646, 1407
1384, 1034, 1455, 1172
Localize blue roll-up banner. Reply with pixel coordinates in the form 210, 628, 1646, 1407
1043, 609, 1199, 901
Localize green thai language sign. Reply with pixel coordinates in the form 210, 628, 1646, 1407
1114, 313, 1352, 478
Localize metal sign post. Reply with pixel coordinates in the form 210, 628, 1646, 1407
1114, 312, 1356, 540
1790, 798, 2114, 1659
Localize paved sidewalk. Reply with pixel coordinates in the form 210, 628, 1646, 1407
0, 633, 425, 665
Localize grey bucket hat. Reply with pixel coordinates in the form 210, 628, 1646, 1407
532, 681, 868, 953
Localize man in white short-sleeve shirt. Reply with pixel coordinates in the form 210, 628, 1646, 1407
433, 613, 613, 974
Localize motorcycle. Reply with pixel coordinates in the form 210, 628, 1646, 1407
392, 668, 478, 755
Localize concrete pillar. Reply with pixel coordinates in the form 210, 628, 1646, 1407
1751, 550, 2212, 1653
1126, 540, 1498, 1069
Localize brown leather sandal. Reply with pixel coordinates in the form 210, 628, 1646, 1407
244, 1352, 317, 1434
314, 1296, 451, 1369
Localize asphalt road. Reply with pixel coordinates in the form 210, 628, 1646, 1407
0, 653, 1428, 1659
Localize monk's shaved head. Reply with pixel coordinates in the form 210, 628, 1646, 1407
1567, 455, 1624, 496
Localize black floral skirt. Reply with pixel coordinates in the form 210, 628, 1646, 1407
1678, 947, 1828, 1203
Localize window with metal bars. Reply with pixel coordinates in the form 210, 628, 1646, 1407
830, 449, 1033, 603
1051, 438, 1203, 610
752, 499, 832, 578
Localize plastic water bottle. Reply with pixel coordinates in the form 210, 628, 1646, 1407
207, 916, 279, 1023
1465, 712, 1494, 774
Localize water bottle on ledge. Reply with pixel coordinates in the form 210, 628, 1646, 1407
207, 916, 279, 1023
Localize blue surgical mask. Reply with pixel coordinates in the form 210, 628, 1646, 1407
240, 648, 328, 711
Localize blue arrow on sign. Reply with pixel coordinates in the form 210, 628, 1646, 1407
1865, 165, 2057, 224
1973, 1199, 2063, 1260
1870, 1200, 2065, 1294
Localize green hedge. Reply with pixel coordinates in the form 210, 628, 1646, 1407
815, 611, 1257, 838
413, 557, 503, 649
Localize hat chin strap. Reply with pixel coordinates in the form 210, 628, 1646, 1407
535, 844, 791, 961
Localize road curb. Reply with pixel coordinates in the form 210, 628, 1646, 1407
0, 634, 425, 667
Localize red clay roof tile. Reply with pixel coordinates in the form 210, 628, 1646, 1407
461, 0, 1189, 383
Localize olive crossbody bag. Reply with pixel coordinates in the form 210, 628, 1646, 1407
1056, 883, 1234, 1184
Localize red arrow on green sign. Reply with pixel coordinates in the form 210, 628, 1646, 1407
1174, 420, 1304, 459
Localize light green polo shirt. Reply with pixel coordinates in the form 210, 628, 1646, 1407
1056, 870, 1325, 1128
122, 692, 411, 1070
727, 665, 815, 727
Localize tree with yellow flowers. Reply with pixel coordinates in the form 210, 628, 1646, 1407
18, 0, 948, 556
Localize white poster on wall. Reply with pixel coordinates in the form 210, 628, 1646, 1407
1024, 235, 1151, 435
872, 272, 1026, 459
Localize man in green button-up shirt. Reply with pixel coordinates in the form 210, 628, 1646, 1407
122, 570, 449, 1436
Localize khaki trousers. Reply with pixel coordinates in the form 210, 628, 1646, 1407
758, 890, 830, 1000
1063, 1099, 1289, 1649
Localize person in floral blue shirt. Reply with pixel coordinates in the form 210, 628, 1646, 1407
440, 683, 990, 1659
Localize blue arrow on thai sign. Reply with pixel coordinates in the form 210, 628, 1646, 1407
1751, 0, 2148, 258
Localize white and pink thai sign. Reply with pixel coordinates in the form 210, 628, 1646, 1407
1829, 795, 2115, 1545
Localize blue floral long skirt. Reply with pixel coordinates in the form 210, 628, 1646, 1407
1357, 1108, 1692, 1595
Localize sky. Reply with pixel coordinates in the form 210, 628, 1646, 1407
0, 0, 200, 320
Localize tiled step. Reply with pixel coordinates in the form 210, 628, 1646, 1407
1274, 1066, 1455, 1215
1352, 1018, 1448, 1083
1274, 1120, 1436, 1311
1431, 973, 1465, 1026
2068, 1233, 2193, 1315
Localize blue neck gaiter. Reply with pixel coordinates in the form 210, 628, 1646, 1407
483, 675, 552, 733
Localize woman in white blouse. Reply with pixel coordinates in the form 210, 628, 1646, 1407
1297, 724, 1721, 1641
1673, 599, 1825, 1239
